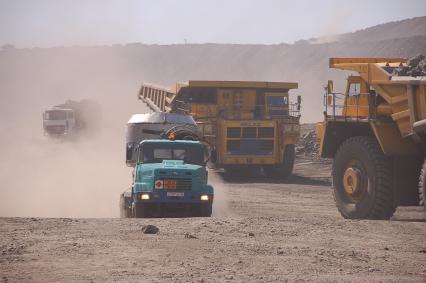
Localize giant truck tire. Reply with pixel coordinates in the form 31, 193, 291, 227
332, 136, 396, 220
419, 158, 426, 210
119, 194, 132, 218
264, 144, 295, 179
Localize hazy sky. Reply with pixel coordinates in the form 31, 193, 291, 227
1, 0, 425, 47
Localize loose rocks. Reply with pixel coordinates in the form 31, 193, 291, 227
296, 130, 319, 156
184, 233, 198, 239
141, 225, 159, 234
393, 54, 426, 77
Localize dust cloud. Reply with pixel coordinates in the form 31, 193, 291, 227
0, 48, 145, 218
0, 101, 139, 218
0, 132, 129, 218
0, 46, 232, 218
210, 177, 232, 218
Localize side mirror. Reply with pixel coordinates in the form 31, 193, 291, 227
327, 80, 334, 94
202, 146, 212, 166
126, 142, 137, 166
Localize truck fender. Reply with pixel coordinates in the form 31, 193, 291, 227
204, 184, 214, 194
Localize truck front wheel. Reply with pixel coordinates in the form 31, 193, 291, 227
199, 203, 212, 217
419, 158, 426, 210
132, 203, 148, 218
264, 144, 295, 179
333, 136, 395, 220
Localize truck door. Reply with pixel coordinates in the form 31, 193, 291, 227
343, 77, 370, 118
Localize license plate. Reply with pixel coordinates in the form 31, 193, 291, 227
167, 192, 184, 197
164, 179, 177, 189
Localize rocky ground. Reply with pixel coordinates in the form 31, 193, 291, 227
1, 158, 425, 282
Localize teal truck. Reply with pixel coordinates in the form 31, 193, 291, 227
120, 113, 214, 218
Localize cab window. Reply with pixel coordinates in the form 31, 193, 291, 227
45, 110, 67, 120
140, 144, 204, 165
348, 83, 360, 96
266, 96, 288, 106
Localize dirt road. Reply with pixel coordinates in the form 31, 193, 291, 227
1, 159, 425, 282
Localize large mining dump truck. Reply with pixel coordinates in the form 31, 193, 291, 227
120, 112, 214, 218
138, 81, 301, 178
317, 57, 426, 219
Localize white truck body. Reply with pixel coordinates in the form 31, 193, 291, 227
42, 108, 76, 136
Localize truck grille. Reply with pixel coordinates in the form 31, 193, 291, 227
45, 125, 66, 134
162, 178, 192, 190
226, 139, 274, 155
176, 179, 192, 190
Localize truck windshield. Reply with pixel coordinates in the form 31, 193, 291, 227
139, 144, 204, 165
45, 110, 67, 120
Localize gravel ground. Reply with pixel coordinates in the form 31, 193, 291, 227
1, 159, 426, 282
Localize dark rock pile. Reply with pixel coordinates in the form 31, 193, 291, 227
296, 130, 319, 156
393, 54, 426, 77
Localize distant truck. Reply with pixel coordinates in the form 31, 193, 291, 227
42, 99, 99, 137
43, 107, 76, 136
120, 113, 214, 218
317, 57, 426, 219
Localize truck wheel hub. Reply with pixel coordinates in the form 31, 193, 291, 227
343, 167, 362, 196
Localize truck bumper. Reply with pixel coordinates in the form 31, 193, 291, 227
133, 191, 213, 217
133, 191, 213, 205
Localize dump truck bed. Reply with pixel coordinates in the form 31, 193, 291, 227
330, 58, 426, 139
138, 80, 299, 113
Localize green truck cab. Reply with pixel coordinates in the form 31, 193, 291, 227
122, 139, 214, 218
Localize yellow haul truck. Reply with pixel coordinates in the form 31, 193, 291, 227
318, 58, 426, 219
138, 81, 301, 178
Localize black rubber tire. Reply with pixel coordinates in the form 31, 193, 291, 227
132, 203, 147, 218
119, 194, 132, 218
332, 136, 396, 220
393, 157, 422, 206
281, 144, 295, 178
199, 203, 212, 217
419, 158, 426, 210
264, 144, 295, 179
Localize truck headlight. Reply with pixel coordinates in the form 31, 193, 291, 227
140, 193, 150, 200
200, 195, 209, 201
